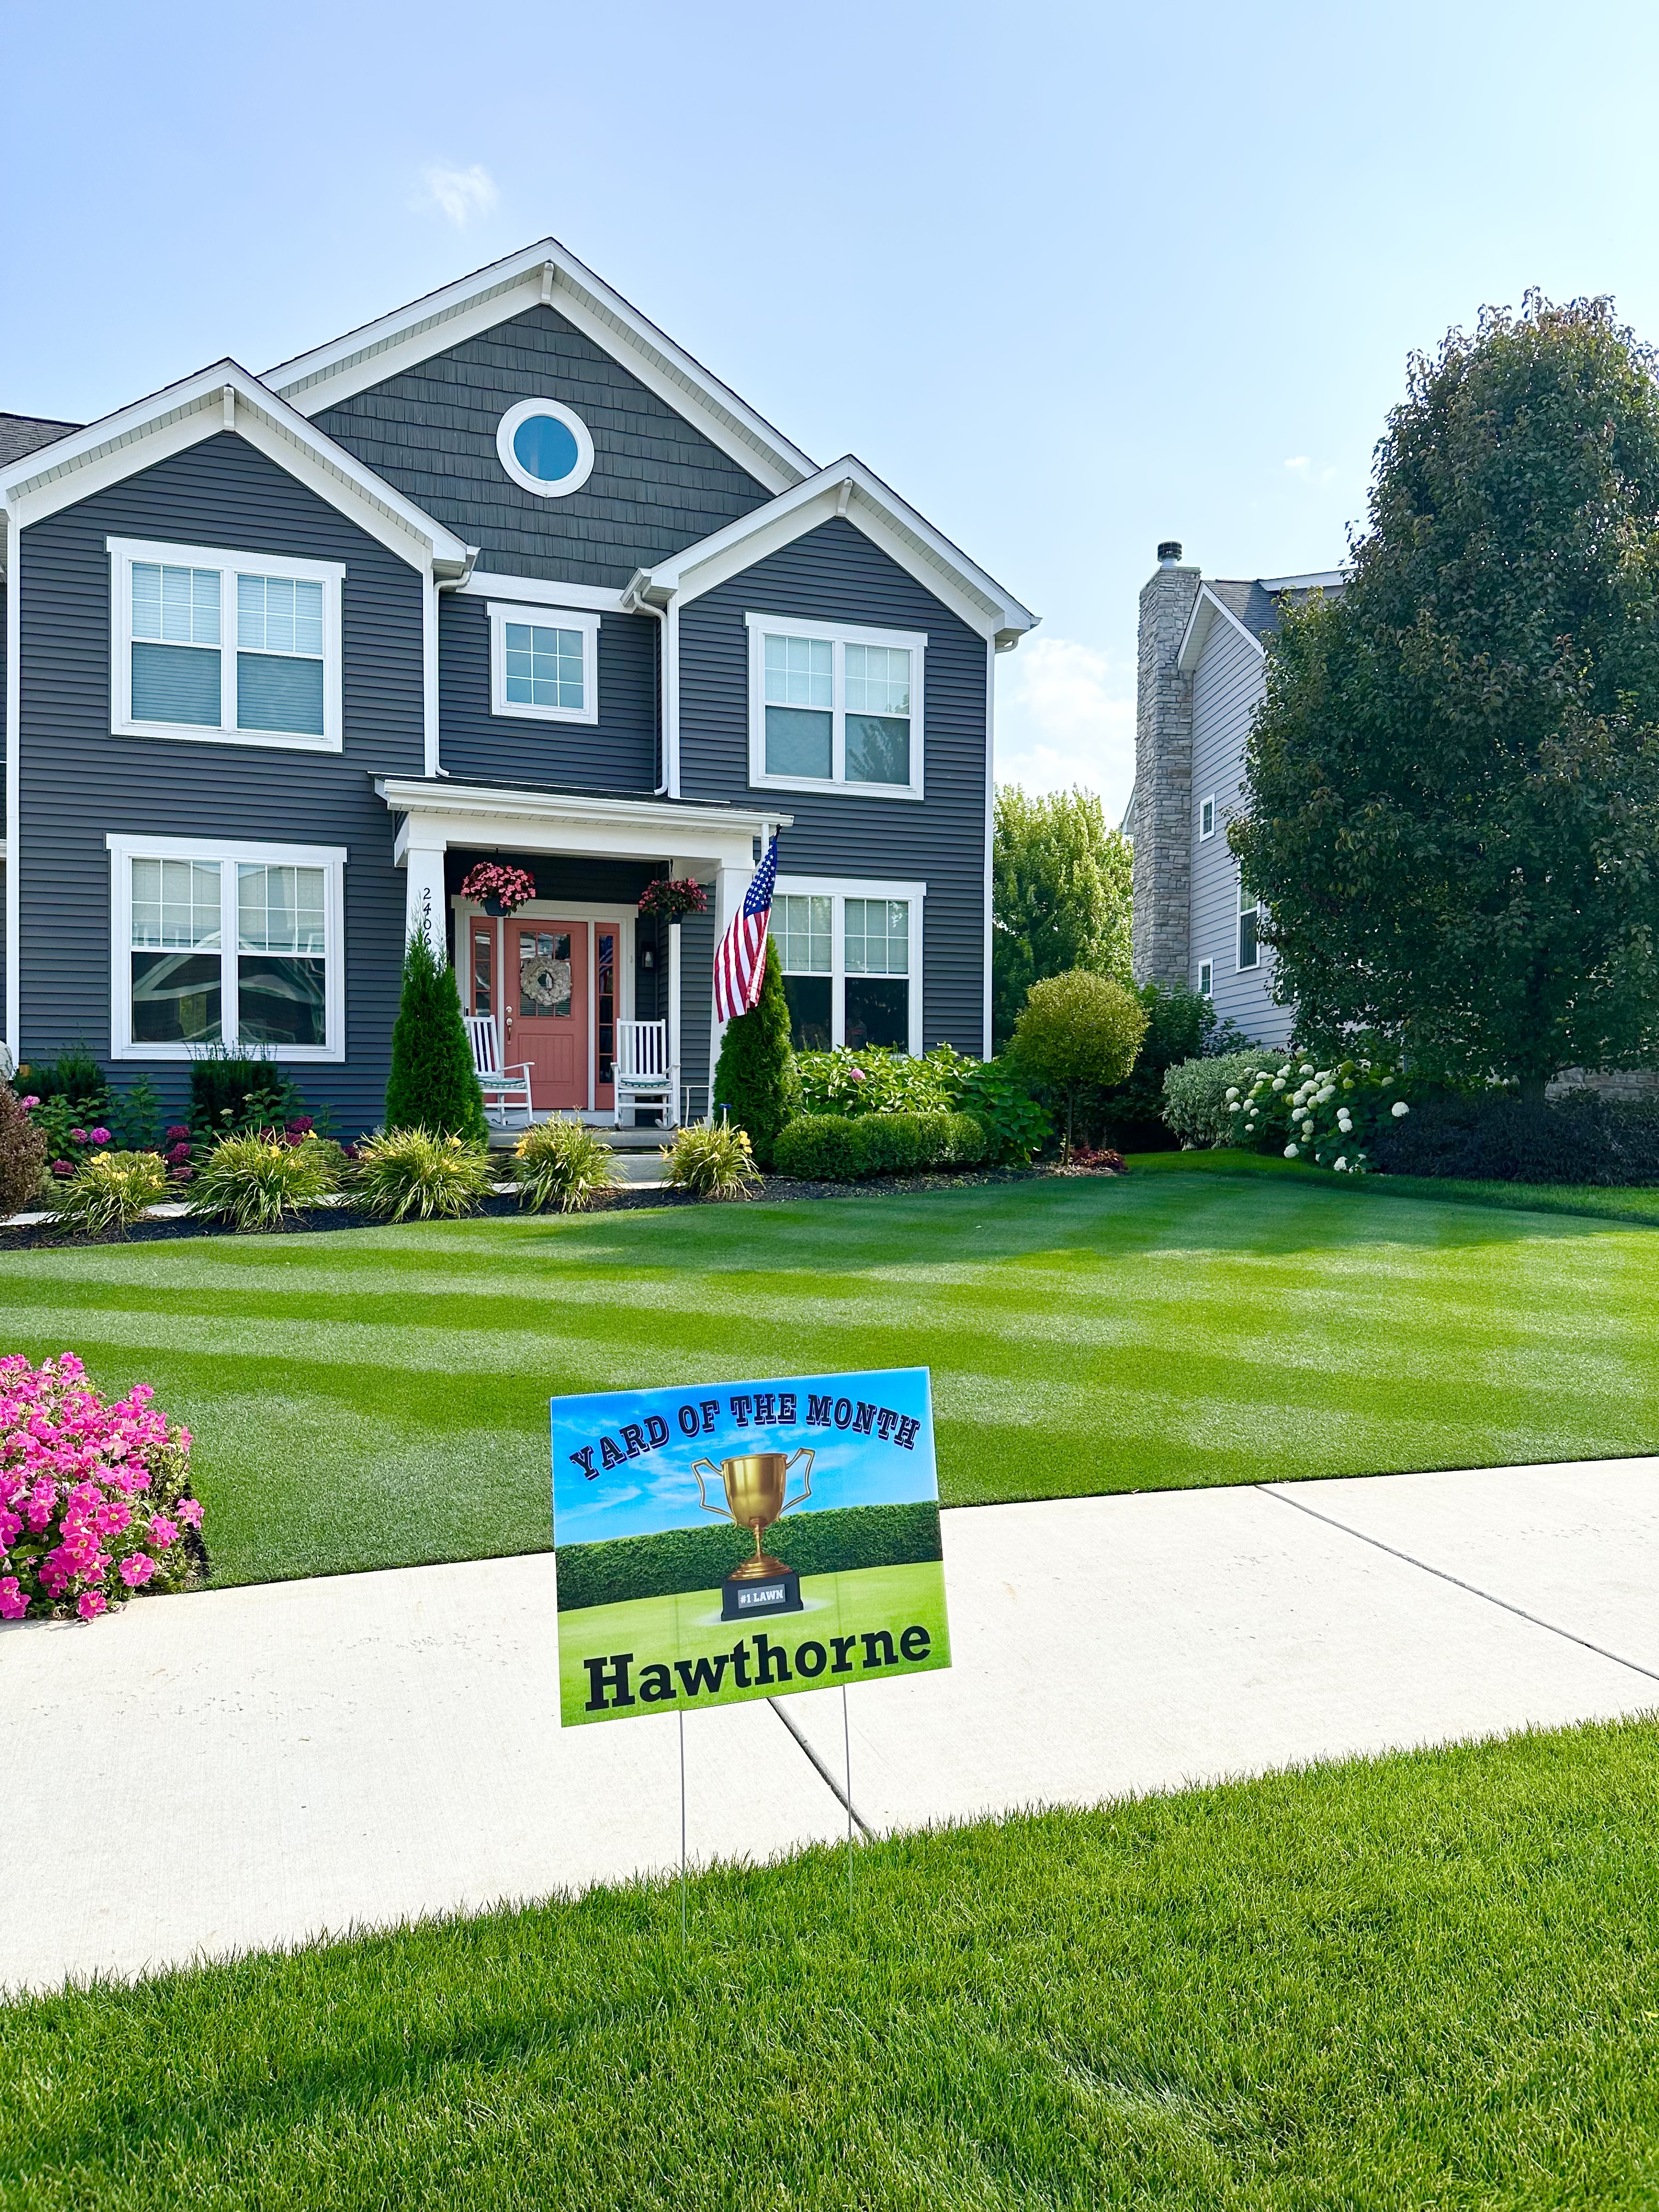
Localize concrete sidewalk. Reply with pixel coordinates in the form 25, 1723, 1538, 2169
4, 1458, 1655, 1994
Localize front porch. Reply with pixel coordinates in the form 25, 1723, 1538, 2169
377, 778, 789, 1130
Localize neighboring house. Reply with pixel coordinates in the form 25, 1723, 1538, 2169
1125, 541, 1341, 1047
0, 239, 1036, 1135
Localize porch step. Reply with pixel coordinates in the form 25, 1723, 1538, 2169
483, 1114, 670, 1152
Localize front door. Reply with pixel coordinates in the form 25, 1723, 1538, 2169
509, 921, 588, 1110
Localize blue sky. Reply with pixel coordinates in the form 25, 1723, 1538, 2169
8, 2, 1659, 817
551, 1370, 939, 1547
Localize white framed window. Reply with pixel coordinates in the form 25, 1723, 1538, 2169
745, 613, 926, 800
106, 834, 346, 1061
495, 398, 596, 499
108, 538, 343, 751
772, 876, 924, 1053
1199, 794, 1216, 840
488, 602, 601, 725
1198, 959, 1213, 998
1238, 877, 1262, 972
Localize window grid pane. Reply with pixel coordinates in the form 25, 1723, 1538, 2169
132, 563, 220, 645
775, 894, 831, 973
238, 864, 326, 956
843, 898, 909, 977
843, 644, 910, 716
763, 634, 832, 709
504, 622, 585, 710
238, 574, 324, 657
131, 858, 222, 950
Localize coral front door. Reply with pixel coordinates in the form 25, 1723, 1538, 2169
509, 921, 587, 1110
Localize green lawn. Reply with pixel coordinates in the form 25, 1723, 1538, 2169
4, 1716, 1656, 2209
2, 1171, 1657, 1588
1130, 1144, 1659, 1227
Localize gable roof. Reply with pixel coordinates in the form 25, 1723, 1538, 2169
624, 455, 1039, 650
1178, 569, 1344, 673
0, 362, 470, 577
265, 236, 817, 499
0, 413, 82, 469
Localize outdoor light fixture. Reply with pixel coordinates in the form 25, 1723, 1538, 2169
641, 945, 656, 969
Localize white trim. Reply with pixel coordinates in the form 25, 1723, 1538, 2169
422, 571, 441, 777
664, 599, 681, 798
264, 239, 816, 496
1237, 873, 1262, 974
1178, 583, 1268, 675
633, 456, 1037, 651
4, 505, 18, 1069
983, 637, 994, 1059
1259, 569, 1345, 591
107, 536, 345, 752
744, 611, 926, 802
486, 601, 601, 724
495, 397, 596, 500
1198, 959, 1213, 999
460, 569, 624, 613
1198, 793, 1217, 841
774, 873, 926, 1056
2, 360, 467, 575
105, 833, 346, 1062
380, 777, 787, 872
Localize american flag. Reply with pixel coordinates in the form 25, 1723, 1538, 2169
714, 836, 778, 1022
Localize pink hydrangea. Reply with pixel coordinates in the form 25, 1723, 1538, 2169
19, 1094, 39, 1110
89, 1127, 112, 1144
69, 1127, 88, 1146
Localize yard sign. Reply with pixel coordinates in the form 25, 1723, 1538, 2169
550, 1368, 950, 1726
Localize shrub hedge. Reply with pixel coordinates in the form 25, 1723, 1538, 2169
772, 1109, 987, 1182
1374, 1089, 1659, 1184
556, 1500, 943, 1611
1161, 1049, 1270, 1149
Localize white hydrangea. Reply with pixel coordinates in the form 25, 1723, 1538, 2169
1342, 1077, 1355, 1090
1334, 1156, 1348, 1172
1284, 1143, 1299, 1158
1299, 1063, 1314, 1075
1392, 1099, 1410, 1118
1317, 1084, 1336, 1103
1272, 1077, 1286, 1092
1228, 1100, 1240, 1113
1225, 1087, 1240, 1101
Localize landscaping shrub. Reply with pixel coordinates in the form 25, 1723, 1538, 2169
20, 1048, 108, 1107
384, 926, 488, 1143
514, 1118, 621, 1212
50, 1150, 170, 1235
1162, 1049, 1275, 1149
712, 936, 796, 1167
352, 1128, 495, 1220
107, 1074, 163, 1155
955, 1058, 1050, 1163
662, 1120, 760, 1200
190, 1132, 341, 1230
0, 1352, 204, 1622
188, 1046, 305, 1139
1011, 969, 1148, 1155
773, 1110, 986, 1182
0, 1084, 47, 1215
1097, 984, 1254, 1151
1228, 1054, 1420, 1171
556, 1500, 943, 1611
1372, 1089, 1659, 1184
794, 1043, 968, 1119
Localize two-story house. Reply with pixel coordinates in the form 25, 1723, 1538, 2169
0, 238, 1036, 1136
1126, 540, 1341, 1046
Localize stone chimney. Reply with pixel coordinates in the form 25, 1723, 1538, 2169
1132, 542, 1201, 986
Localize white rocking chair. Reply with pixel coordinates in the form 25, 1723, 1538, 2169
467, 1014, 534, 1128
613, 1019, 675, 1128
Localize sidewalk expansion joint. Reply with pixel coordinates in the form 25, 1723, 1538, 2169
1259, 1483, 1659, 1688
768, 1697, 877, 1838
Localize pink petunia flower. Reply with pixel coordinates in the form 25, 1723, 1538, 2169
175, 1497, 204, 1528
76, 1589, 108, 1621
0, 1576, 27, 1620
147, 1514, 178, 1549
118, 1553, 155, 1588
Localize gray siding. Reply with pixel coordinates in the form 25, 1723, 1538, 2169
315, 307, 774, 590
437, 592, 658, 791
679, 516, 988, 1060
16, 431, 425, 1134
1188, 617, 1293, 1047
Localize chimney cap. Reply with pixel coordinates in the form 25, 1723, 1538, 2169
1157, 540, 1183, 567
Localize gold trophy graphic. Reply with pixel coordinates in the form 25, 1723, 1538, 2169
692, 1448, 815, 1621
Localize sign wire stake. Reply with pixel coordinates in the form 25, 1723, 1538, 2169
679, 1708, 688, 1945
842, 1684, 854, 1905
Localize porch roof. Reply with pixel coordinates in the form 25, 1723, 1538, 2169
376, 777, 791, 877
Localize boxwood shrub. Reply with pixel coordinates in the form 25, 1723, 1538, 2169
556, 1500, 943, 1611
773, 1109, 987, 1182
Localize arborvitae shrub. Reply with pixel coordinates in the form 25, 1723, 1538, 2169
385, 926, 487, 1143
712, 936, 797, 1168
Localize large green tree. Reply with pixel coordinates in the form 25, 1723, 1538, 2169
992, 786, 1132, 1048
1233, 294, 1659, 1096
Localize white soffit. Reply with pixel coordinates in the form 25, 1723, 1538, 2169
0, 363, 469, 573
264, 238, 817, 499
629, 458, 1039, 650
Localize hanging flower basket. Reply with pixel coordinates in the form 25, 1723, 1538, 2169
637, 877, 709, 924
460, 863, 538, 917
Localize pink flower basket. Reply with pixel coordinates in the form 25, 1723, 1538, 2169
0, 1354, 205, 1623
460, 863, 538, 917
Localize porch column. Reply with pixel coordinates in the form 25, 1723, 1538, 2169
403, 839, 448, 955
667, 922, 682, 1126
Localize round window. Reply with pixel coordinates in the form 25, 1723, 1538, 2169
496, 398, 595, 499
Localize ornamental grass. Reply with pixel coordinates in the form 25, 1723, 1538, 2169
189, 1131, 341, 1231
661, 1120, 759, 1200
513, 1117, 620, 1212
49, 1149, 170, 1237
352, 1127, 495, 1221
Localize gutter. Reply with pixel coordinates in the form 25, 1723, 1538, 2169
621, 575, 671, 796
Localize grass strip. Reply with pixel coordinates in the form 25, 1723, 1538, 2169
1127, 1145, 1659, 1226
3, 1716, 1656, 2209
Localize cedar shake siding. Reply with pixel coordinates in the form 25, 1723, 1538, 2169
314, 306, 775, 591
15, 431, 424, 1130
679, 516, 988, 1055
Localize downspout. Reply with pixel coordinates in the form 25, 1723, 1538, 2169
622, 580, 670, 795
428, 546, 481, 781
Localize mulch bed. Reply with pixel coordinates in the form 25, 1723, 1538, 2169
0, 1163, 1127, 1250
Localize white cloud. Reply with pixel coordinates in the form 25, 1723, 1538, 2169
1284, 455, 1310, 472
417, 162, 500, 228
994, 636, 1135, 819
